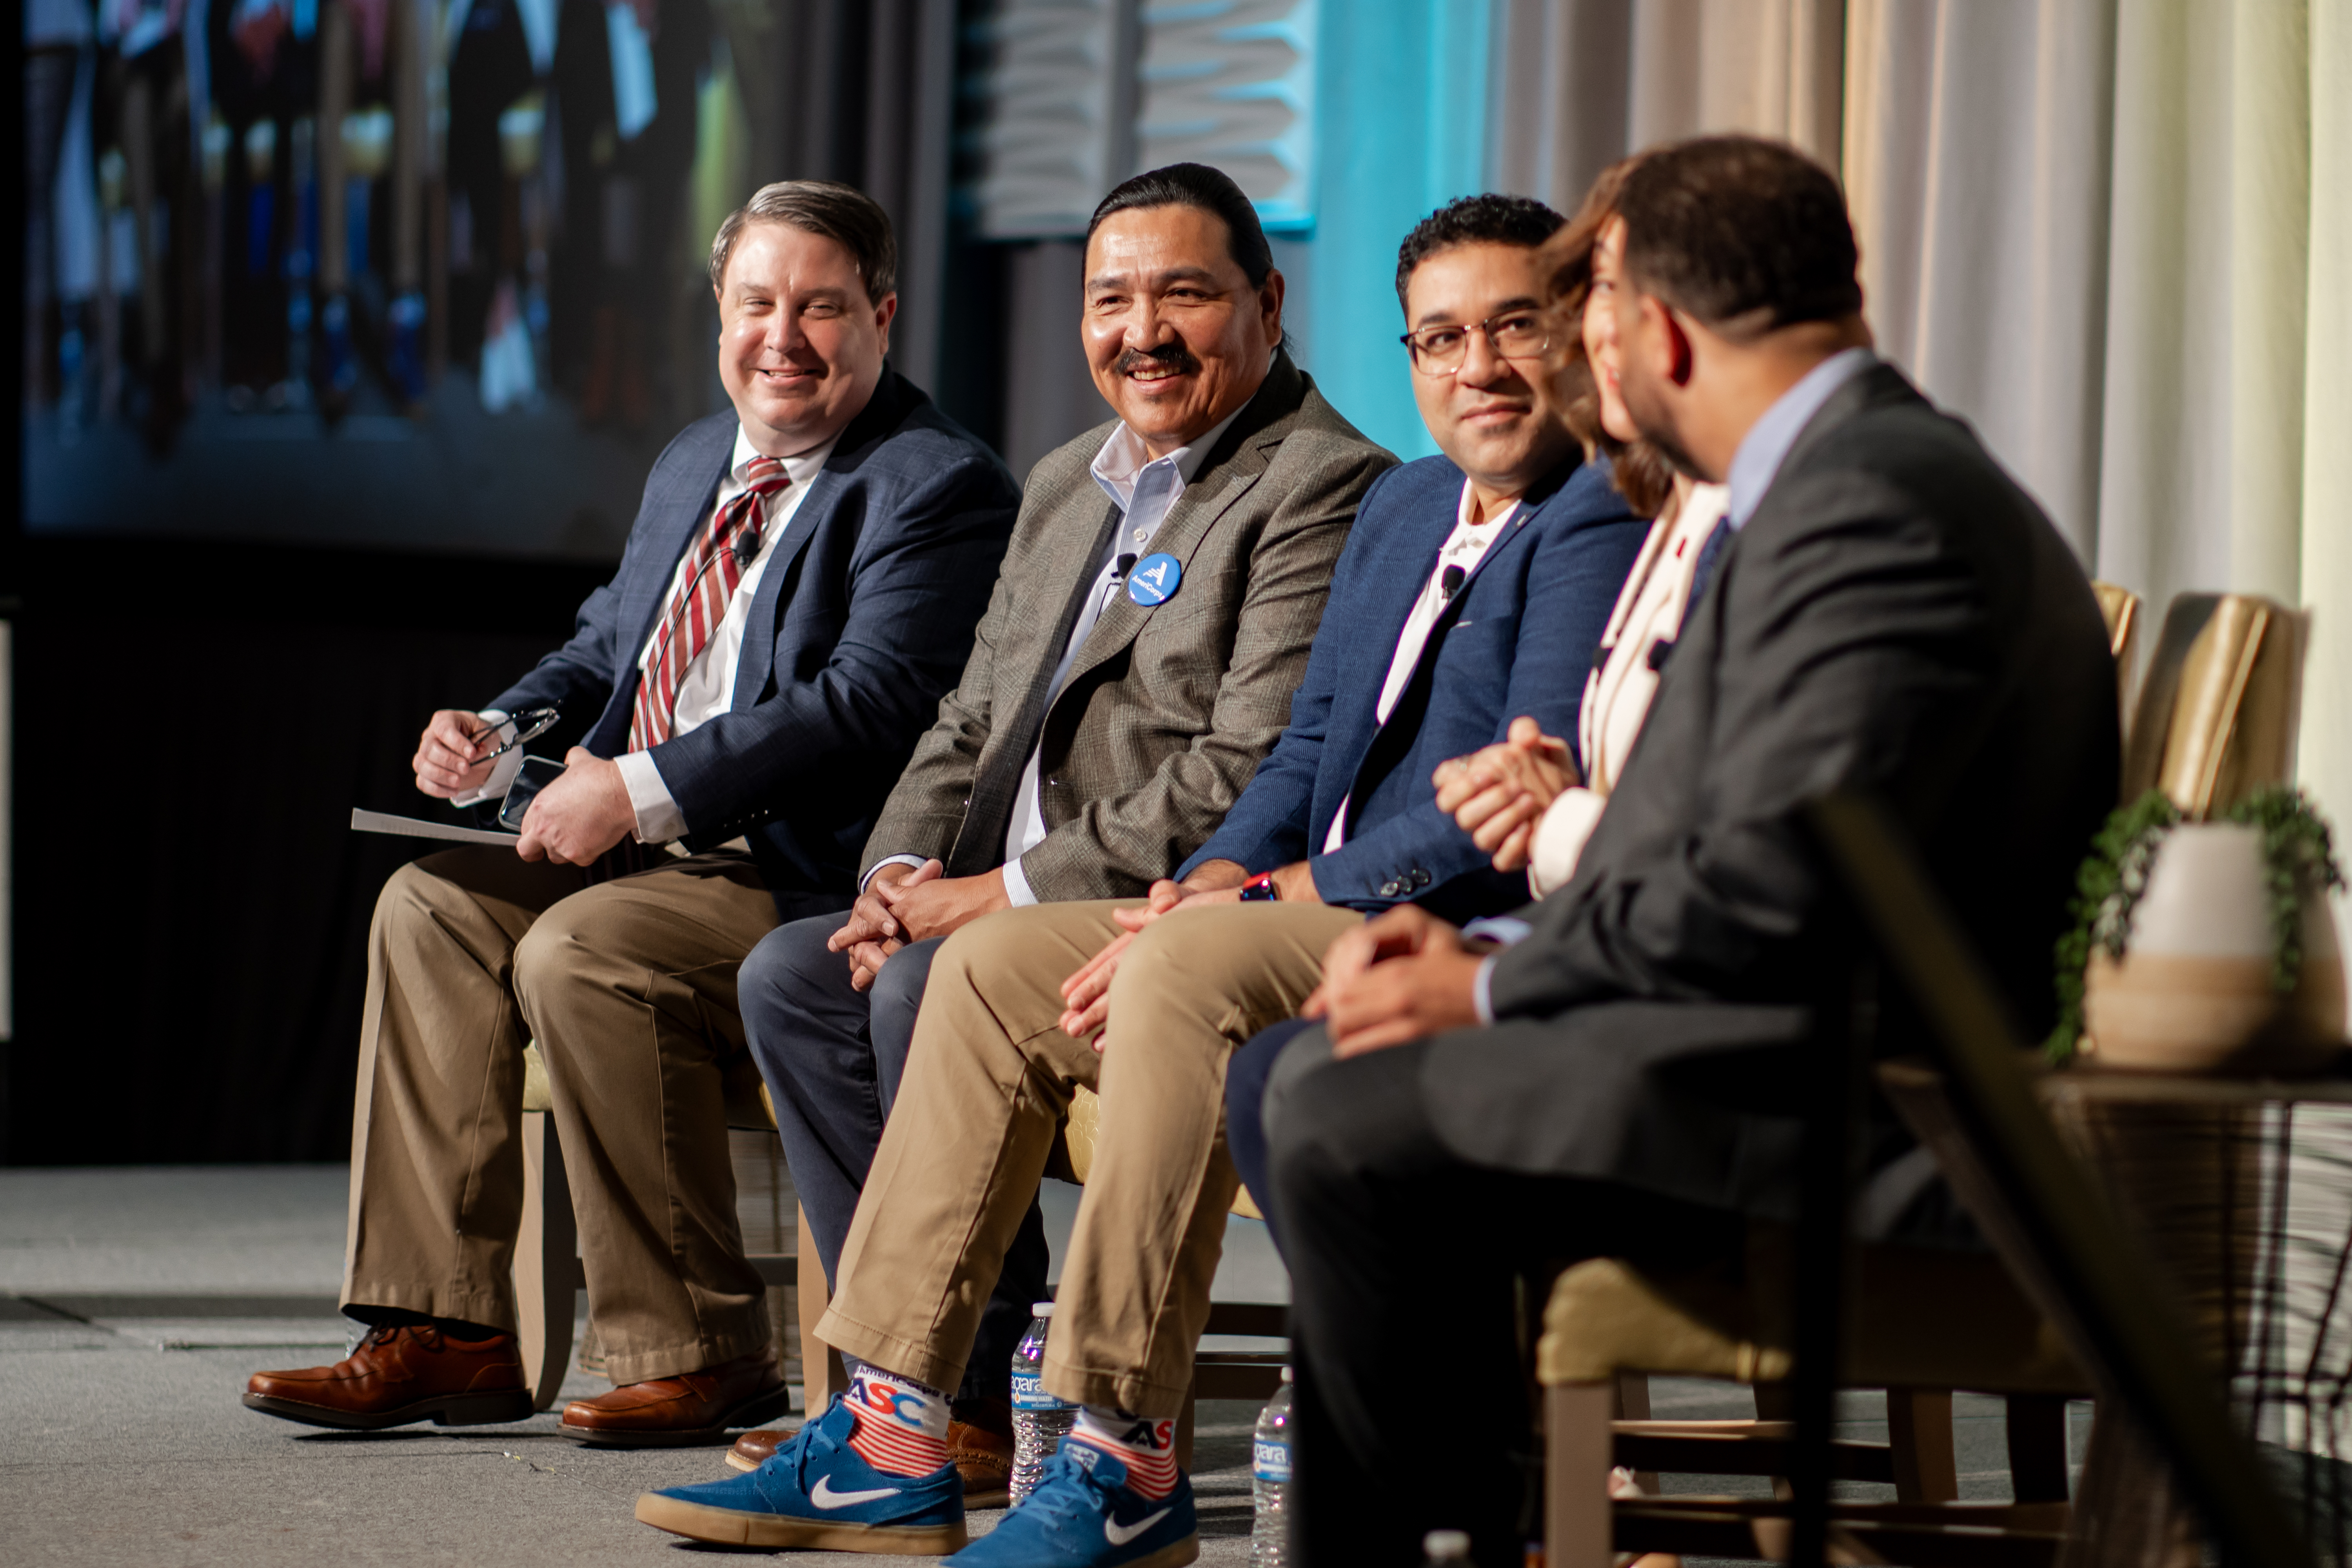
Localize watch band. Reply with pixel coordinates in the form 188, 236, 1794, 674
1239, 871, 1281, 902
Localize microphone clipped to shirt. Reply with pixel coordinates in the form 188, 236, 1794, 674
1440, 564, 1466, 601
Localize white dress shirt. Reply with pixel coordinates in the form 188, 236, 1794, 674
1321, 479, 1519, 854
457, 426, 837, 843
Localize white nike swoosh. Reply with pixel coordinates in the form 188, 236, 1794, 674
1104, 1507, 1172, 1546
810, 1476, 903, 1509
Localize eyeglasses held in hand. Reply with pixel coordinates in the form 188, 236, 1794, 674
1399, 310, 1555, 376
473, 706, 560, 762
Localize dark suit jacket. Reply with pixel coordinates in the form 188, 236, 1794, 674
486, 368, 1021, 898
863, 352, 1397, 899
1424, 365, 2119, 1228
1180, 452, 1646, 922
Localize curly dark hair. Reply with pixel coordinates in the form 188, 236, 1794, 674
1538, 158, 1675, 519
1392, 193, 1566, 312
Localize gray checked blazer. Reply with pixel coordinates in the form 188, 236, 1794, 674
862, 352, 1397, 900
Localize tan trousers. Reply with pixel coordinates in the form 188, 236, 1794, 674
344, 846, 832, 1384
819, 898, 1360, 1417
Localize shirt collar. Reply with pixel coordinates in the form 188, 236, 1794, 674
1453, 477, 1520, 532
1723, 346, 1876, 530
731, 425, 839, 489
1089, 397, 1251, 513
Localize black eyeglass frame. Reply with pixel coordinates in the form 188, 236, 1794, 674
472, 706, 561, 762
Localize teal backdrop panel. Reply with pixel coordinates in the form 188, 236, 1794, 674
1306, 0, 1495, 461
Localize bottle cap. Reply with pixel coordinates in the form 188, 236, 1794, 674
1423, 1529, 1471, 1561
1031, 1301, 1056, 1316
1280, 1365, 1293, 1383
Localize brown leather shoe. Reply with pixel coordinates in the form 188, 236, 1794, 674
946, 1419, 1014, 1508
243, 1324, 532, 1430
561, 1348, 791, 1447
725, 1426, 792, 1472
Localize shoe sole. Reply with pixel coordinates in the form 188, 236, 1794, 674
562, 1379, 796, 1448
961, 1484, 1010, 1509
242, 1389, 533, 1431
634, 1492, 968, 1553
725, 1450, 761, 1473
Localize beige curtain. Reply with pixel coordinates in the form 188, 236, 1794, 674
1841, 0, 2116, 557
2299, 0, 2352, 848
1489, 0, 1844, 212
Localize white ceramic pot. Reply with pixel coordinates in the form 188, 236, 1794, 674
2081, 822, 2347, 1073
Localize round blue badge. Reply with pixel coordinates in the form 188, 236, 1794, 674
1126, 552, 1182, 606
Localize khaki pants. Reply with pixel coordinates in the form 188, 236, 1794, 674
819, 899, 1360, 1417
344, 846, 842, 1384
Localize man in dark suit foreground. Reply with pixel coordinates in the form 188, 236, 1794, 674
242, 181, 1021, 1445
1260, 137, 2120, 1566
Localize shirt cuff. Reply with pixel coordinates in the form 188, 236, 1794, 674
1001, 855, 1038, 907
861, 854, 930, 895
450, 713, 525, 807
615, 749, 688, 845
1473, 953, 1500, 1025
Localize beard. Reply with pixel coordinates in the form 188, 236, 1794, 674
1618, 364, 1705, 480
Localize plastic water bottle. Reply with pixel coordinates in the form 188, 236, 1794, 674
1422, 1529, 1473, 1564
1008, 1302, 1075, 1504
1251, 1366, 1295, 1566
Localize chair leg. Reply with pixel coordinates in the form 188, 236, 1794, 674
1546, 1381, 1616, 1568
516, 1108, 584, 1412
1614, 1371, 1659, 1494
2005, 1394, 2071, 1503
1886, 1388, 1958, 1503
795, 1203, 847, 1414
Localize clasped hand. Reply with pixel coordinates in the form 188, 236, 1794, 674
1054, 877, 1244, 1045
830, 860, 1010, 991
1299, 904, 1487, 1058
1432, 715, 1577, 873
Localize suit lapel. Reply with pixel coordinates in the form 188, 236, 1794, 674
726, 466, 835, 709
1054, 352, 1308, 692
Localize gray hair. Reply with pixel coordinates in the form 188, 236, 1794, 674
708, 180, 898, 302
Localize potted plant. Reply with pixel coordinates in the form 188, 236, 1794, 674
2048, 786, 2346, 1072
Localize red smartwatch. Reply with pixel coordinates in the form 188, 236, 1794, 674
1239, 871, 1281, 901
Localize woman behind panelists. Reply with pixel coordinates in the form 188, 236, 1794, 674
1220, 159, 1718, 1237
1436, 155, 1732, 892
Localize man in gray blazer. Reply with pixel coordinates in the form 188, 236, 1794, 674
1260, 137, 2120, 1566
717, 163, 1394, 1510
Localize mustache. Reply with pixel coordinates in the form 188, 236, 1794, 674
1116, 343, 1201, 377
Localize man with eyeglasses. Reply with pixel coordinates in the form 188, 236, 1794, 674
636, 194, 1646, 1565
241, 182, 1022, 1445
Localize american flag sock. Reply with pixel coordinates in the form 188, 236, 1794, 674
841, 1363, 952, 1477
1070, 1405, 1181, 1500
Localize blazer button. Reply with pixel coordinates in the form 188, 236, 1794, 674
1379, 879, 1404, 897
1411, 869, 1432, 889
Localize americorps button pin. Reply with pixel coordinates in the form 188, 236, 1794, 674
1126, 552, 1182, 606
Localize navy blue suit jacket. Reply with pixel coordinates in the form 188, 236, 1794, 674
487, 368, 1021, 898
1180, 451, 1644, 921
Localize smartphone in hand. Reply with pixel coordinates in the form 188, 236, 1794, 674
497, 755, 568, 832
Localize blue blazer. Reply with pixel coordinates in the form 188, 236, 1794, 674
487, 368, 1022, 898
1180, 451, 1644, 921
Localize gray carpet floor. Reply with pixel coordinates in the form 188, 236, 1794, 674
0, 1165, 2084, 1566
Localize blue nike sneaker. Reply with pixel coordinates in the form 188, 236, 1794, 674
946, 1440, 1197, 1568
633, 1396, 966, 1553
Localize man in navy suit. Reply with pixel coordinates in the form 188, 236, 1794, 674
241, 181, 1020, 1446
640, 194, 1643, 1561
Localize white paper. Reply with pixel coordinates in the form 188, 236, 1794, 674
351, 808, 521, 846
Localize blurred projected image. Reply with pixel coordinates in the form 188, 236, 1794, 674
22, 0, 744, 558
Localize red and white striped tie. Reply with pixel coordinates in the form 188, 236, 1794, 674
628, 457, 790, 750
